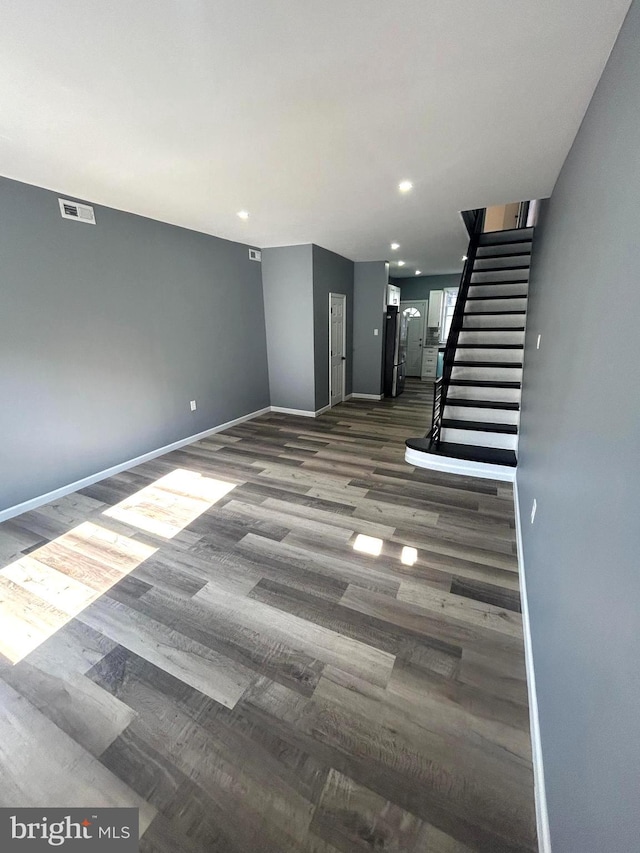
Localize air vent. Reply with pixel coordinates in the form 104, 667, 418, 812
58, 198, 96, 225
248, 248, 261, 262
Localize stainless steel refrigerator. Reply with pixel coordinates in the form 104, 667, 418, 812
383, 305, 406, 397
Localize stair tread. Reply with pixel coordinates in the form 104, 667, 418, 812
442, 418, 518, 435
405, 438, 517, 467
464, 310, 527, 315
449, 379, 522, 388
453, 360, 523, 368
446, 398, 520, 411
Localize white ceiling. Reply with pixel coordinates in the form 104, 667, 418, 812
0, 0, 631, 276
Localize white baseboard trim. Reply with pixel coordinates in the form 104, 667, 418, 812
404, 447, 516, 482
513, 476, 552, 853
270, 406, 315, 418
344, 394, 353, 401
270, 404, 332, 418
350, 392, 384, 401
0, 406, 272, 523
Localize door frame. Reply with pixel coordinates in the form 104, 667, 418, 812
329, 292, 347, 408
400, 300, 427, 377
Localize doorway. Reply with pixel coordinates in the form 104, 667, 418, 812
400, 301, 427, 377
329, 293, 346, 408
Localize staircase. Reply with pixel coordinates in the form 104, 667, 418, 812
405, 221, 533, 481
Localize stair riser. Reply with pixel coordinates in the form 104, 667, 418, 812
463, 314, 525, 329
466, 298, 528, 313
440, 427, 518, 450
479, 227, 534, 246
454, 348, 522, 363
468, 283, 529, 298
471, 269, 529, 284
458, 330, 525, 345
473, 255, 531, 271
448, 385, 520, 403
451, 366, 523, 382
444, 405, 519, 425
476, 241, 532, 258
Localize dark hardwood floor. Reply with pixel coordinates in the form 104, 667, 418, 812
0, 379, 536, 852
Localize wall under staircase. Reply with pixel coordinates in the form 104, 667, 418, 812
406, 224, 533, 480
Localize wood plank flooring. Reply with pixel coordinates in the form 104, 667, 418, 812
0, 380, 536, 852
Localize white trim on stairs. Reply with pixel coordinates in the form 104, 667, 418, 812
404, 446, 516, 482
513, 476, 552, 853
0, 406, 271, 523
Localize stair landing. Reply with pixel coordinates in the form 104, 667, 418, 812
405, 437, 517, 482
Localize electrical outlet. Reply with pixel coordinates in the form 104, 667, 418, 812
190, 400, 197, 411
531, 499, 537, 524
374, 328, 379, 336
537, 334, 541, 350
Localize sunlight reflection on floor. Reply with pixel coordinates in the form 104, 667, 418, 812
103, 468, 236, 538
0, 468, 236, 664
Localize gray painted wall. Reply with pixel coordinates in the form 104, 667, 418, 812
353, 261, 388, 396
261, 244, 315, 412
517, 3, 640, 850
312, 245, 354, 410
394, 273, 460, 303
0, 176, 270, 513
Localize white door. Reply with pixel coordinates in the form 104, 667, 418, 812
329, 293, 346, 407
400, 301, 426, 377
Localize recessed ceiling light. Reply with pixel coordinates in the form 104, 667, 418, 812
462, 254, 468, 261
397, 260, 405, 267
237, 210, 249, 220
398, 180, 413, 193
415, 270, 422, 276
390, 242, 400, 251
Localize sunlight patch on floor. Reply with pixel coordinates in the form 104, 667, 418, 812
0, 522, 157, 664
401, 546, 418, 566
0, 469, 236, 665
103, 468, 236, 538
353, 534, 383, 556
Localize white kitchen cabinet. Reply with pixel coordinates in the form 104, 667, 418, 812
427, 289, 443, 328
